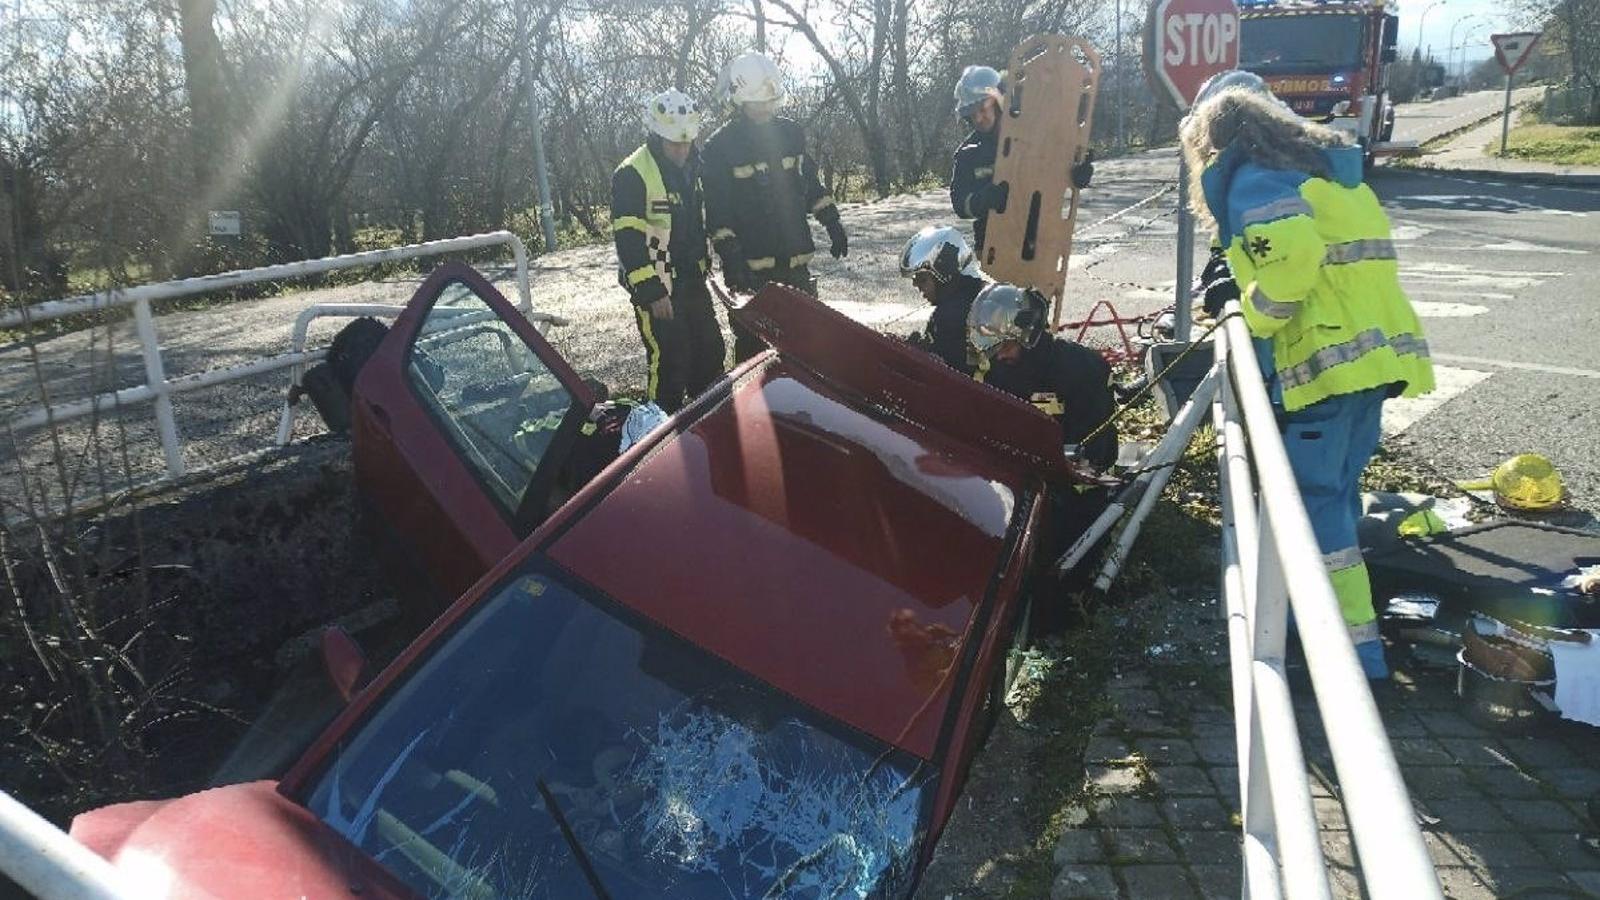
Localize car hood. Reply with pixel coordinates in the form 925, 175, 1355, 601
70, 780, 411, 899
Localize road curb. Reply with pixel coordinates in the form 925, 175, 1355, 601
1400, 164, 1600, 187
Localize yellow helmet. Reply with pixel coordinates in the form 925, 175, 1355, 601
1491, 454, 1566, 511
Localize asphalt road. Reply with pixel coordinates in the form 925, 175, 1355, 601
1386, 87, 1541, 145
3, 91, 1593, 518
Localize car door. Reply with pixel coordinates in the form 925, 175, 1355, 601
351, 262, 596, 608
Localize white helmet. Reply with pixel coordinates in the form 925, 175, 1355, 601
642, 89, 702, 143
717, 51, 785, 107
953, 65, 1004, 118
899, 225, 981, 284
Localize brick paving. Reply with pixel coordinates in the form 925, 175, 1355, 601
1048, 602, 1600, 899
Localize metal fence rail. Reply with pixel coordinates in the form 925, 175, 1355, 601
1212, 305, 1442, 900
2, 232, 540, 498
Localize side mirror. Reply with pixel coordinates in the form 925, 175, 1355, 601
1382, 47, 1399, 63
320, 627, 368, 702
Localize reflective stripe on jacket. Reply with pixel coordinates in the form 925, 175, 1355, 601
611, 142, 707, 304
701, 116, 837, 271
1200, 144, 1435, 412
949, 128, 998, 250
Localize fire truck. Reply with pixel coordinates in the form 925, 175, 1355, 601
1239, 0, 1416, 164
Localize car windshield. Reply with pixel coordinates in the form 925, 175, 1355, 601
305, 565, 933, 899
1241, 15, 1365, 74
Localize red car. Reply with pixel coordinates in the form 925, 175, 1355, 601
68, 263, 1083, 897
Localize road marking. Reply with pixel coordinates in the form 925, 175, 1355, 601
1433, 353, 1600, 380
1408, 289, 1514, 301
1477, 239, 1587, 255
1393, 194, 1588, 217
1411, 300, 1489, 318
1382, 364, 1493, 435
1390, 224, 1432, 241
1401, 261, 1560, 290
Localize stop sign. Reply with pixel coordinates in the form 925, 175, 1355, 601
1145, 0, 1242, 108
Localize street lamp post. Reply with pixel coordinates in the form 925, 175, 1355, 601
1452, 23, 1489, 87
1446, 13, 1477, 84
1417, 0, 1445, 61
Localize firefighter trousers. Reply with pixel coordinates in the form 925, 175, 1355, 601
730, 264, 817, 363
634, 278, 727, 414
1280, 386, 1389, 679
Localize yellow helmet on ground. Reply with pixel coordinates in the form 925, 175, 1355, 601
1491, 453, 1566, 511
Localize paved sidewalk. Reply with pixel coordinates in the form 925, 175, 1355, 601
1048, 596, 1600, 899
1410, 106, 1600, 185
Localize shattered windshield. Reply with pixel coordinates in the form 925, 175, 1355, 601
1241, 15, 1365, 74
305, 567, 932, 899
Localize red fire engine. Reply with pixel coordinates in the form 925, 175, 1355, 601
1239, 0, 1417, 164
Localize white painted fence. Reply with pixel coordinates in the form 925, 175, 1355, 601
2, 232, 551, 495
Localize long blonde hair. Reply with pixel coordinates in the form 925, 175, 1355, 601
1179, 89, 1351, 229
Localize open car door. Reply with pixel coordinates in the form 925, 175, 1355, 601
351, 263, 597, 607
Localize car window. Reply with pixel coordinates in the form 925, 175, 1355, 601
306, 565, 932, 899
406, 281, 575, 514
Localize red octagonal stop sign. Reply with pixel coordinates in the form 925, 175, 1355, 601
1146, 0, 1242, 108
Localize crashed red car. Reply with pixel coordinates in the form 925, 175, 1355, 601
69, 263, 1087, 897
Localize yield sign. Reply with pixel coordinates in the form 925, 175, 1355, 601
1145, 0, 1242, 107
1490, 32, 1542, 75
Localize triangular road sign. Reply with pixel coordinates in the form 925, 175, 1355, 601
1491, 32, 1542, 75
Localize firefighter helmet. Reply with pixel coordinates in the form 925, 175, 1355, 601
642, 89, 702, 143
953, 65, 1004, 118
717, 52, 785, 107
968, 283, 1048, 357
1491, 453, 1566, 511
899, 225, 981, 284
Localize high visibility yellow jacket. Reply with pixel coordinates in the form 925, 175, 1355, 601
611, 141, 708, 304
1201, 144, 1435, 412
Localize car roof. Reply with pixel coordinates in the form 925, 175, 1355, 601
547, 352, 1034, 760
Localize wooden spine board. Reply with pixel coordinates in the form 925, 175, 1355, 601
982, 34, 1102, 328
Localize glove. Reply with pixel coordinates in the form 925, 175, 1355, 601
1199, 251, 1240, 316
648, 296, 674, 321
722, 256, 754, 293
1200, 247, 1231, 285
825, 219, 848, 258
977, 180, 1009, 215
1071, 151, 1094, 190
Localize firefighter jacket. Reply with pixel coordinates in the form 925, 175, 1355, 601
949, 127, 999, 250
611, 139, 709, 306
1201, 143, 1435, 413
977, 337, 1117, 469
702, 116, 839, 274
925, 273, 987, 375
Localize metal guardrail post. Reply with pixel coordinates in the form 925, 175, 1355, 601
1213, 303, 1442, 900
131, 297, 185, 477
0, 789, 131, 900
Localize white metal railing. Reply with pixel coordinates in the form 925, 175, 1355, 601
1212, 304, 1442, 900
0, 789, 131, 899
2, 232, 540, 489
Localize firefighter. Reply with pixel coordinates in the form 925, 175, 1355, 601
703, 51, 848, 362
949, 65, 1094, 253
1180, 70, 1435, 680
611, 89, 726, 414
966, 283, 1117, 470
897, 225, 988, 375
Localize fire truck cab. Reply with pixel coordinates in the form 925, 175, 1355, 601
1239, 0, 1415, 165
